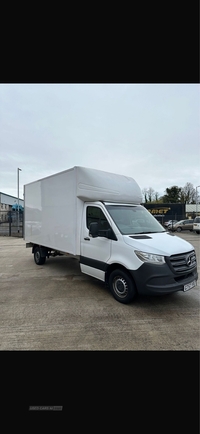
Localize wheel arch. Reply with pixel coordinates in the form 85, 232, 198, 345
105, 263, 138, 291
32, 244, 48, 257
32, 244, 38, 254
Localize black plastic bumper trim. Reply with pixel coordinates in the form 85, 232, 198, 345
130, 262, 198, 295
80, 256, 108, 272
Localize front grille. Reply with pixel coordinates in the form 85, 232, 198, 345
169, 250, 197, 273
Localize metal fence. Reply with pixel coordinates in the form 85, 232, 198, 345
0, 210, 23, 237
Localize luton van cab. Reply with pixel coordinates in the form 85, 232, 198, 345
24, 167, 198, 303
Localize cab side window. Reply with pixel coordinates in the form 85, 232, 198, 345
86, 206, 110, 230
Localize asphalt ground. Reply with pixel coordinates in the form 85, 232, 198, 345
0, 232, 199, 350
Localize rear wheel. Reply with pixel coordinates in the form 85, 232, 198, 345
109, 269, 137, 304
34, 247, 46, 265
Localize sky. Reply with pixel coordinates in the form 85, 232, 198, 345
0, 83, 199, 201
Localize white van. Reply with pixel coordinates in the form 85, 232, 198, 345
193, 217, 200, 234
24, 167, 198, 303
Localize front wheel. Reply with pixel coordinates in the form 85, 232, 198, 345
176, 227, 182, 232
108, 269, 137, 304
34, 247, 46, 265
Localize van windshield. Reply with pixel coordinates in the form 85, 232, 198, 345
105, 205, 166, 235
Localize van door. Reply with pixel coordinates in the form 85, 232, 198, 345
80, 203, 112, 281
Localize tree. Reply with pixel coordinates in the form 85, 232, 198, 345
180, 183, 196, 203
142, 188, 148, 203
142, 182, 198, 204
143, 187, 155, 202
142, 188, 161, 203
147, 187, 155, 202
162, 186, 181, 203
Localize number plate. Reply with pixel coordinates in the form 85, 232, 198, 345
184, 280, 197, 292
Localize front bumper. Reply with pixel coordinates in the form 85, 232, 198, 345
130, 262, 198, 295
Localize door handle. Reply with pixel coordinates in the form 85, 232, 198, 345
84, 237, 90, 241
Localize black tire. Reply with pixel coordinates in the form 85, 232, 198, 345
34, 247, 46, 265
196, 231, 200, 234
176, 227, 182, 232
108, 269, 137, 304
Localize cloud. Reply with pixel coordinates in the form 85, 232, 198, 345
0, 84, 199, 200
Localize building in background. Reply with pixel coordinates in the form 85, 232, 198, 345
143, 203, 186, 225
0, 192, 24, 222
185, 204, 200, 217
143, 202, 200, 225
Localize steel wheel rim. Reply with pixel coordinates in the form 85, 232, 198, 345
35, 251, 40, 263
113, 276, 128, 298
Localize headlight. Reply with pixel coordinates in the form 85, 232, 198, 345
135, 250, 165, 265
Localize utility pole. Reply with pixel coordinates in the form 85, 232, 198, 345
196, 185, 200, 215
17, 168, 22, 233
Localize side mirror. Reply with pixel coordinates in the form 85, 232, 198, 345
89, 222, 117, 240
89, 222, 99, 238
104, 228, 117, 241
